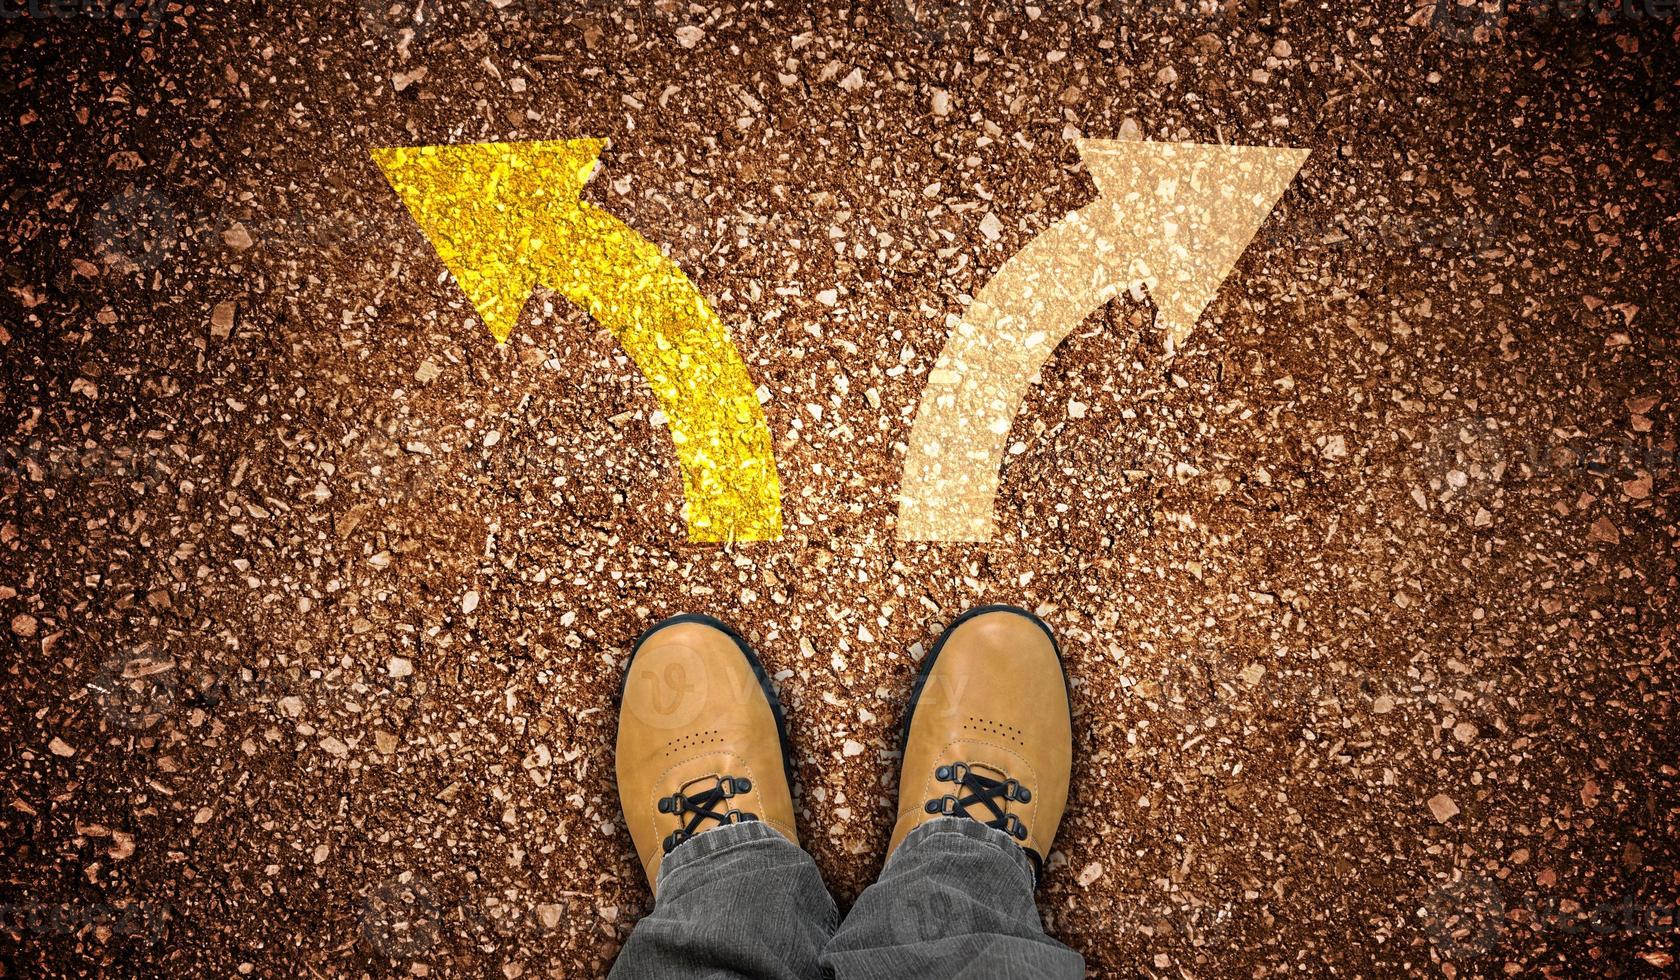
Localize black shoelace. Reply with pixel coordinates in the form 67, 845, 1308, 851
658, 774, 757, 854
924, 761, 1046, 881
922, 761, 1032, 841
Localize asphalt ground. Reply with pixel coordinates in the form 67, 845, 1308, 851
1, 1, 1677, 976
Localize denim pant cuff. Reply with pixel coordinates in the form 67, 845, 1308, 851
656, 819, 793, 890
886, 816, 1038, 889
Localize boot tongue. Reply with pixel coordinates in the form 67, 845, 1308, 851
657, 774, 758, 854
924, 759, 1033, 841
935, 759, 1047, 884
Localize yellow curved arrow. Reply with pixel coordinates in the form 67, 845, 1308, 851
898, 138, 1309, 542
371, 139, 782, 543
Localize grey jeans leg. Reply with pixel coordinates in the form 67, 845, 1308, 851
609, 820, 838, 980
819, 818, 1085, 980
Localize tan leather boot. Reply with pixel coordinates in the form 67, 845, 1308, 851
616, 614, 797, 893
889, 604, 1072, 881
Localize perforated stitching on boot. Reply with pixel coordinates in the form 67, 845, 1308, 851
962, 716, 1025, 746
663, 729, 724, 754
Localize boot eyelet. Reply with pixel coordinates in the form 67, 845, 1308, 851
923, 795, 960, 817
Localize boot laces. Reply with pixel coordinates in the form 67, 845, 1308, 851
922, 761, 1031, 841
657, 774, 756, 854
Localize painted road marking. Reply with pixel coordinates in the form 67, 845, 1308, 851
897, 139, 1309, 543
371, 139, 783, 544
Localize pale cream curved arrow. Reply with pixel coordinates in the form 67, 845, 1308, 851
898, 139, 1309, 542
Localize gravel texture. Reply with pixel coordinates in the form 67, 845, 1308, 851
2, 1, 1677, 976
